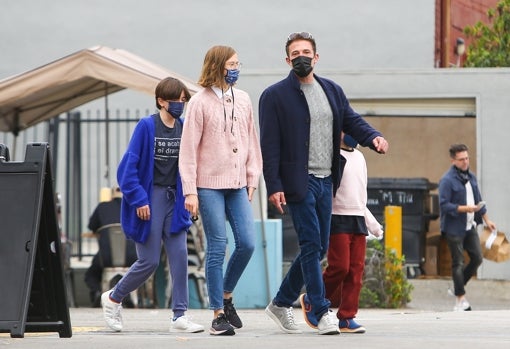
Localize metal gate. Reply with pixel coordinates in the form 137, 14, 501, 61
1, 107, 150, 258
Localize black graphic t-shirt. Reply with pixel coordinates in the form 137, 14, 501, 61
152, 114, 181, 187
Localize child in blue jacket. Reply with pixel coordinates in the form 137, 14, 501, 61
101, 77, 204, 334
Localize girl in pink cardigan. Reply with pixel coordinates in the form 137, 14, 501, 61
179, 45, 262, 336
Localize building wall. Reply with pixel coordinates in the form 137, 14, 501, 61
1, 0, 436, 112
318, 68, 510, 280
435, 0, 500, 67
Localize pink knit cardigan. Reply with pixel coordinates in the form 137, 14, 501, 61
179, 87, 263, 195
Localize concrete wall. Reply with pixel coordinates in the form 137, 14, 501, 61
1, 0, 435, 111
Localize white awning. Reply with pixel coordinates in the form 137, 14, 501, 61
0, 46, 201, 134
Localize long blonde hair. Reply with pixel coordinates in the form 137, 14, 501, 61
197, 45, 236, 88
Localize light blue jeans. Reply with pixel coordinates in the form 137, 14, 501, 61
198, 187, 256, 310
274, 175, 332, 320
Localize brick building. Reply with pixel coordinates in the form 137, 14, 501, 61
435, 0, 500, 67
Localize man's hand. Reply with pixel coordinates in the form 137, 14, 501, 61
269, 192, 287, 215
484, 218, 496, 231
465, 205, 482, 213
372, 136, 389, 154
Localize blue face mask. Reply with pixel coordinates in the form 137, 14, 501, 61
167, 101, 184, 119
225, 69, 240, 85
343, 134, 358, 148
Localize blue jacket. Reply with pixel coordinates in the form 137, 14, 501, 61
259, 71, 382, 202
439, 165, 486, 237
116, 115, 192, 243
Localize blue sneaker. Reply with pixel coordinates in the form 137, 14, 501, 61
299, 293, 318, 329
339, 318, 366, 333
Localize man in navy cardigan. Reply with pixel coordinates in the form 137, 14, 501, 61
439, 143, 496, 311
260, 32, 388, 335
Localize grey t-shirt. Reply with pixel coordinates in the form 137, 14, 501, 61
301, 79, 333, 177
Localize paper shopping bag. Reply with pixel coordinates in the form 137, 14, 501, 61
480, 227, 510, 263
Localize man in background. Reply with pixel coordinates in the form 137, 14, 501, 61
439, 143, 496, 311
84, 186, 136, 307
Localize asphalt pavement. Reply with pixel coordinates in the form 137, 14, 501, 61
1, 279, 509, 348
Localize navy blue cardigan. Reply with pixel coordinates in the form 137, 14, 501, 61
116, 115, 191, 243
439, 166, 486, 237
259, 71, 382, 202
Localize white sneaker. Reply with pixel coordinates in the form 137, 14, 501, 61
317, 310, 340, 335
101, 290, 123, 332
170, 316, 205, 333
453, 299, 472, 311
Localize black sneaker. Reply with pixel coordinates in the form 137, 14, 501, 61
210, 313, 235, 336
223, 298, 243, 329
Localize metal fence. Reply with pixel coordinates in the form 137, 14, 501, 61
1, 107, 151, 258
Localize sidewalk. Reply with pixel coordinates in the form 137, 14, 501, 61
2, 307, 510, 349
2, 279, 510, 348
407, 278, 510, 311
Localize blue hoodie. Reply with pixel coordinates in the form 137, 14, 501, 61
117, 115, 191, 243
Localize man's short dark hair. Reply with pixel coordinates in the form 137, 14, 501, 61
449, 143, 468, 158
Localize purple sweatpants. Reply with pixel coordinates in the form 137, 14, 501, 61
111, 185, 188, 316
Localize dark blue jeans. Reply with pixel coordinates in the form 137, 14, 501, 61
445, 227, 483, 296
274, 175, 332, 319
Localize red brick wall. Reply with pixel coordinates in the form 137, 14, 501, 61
435, 0, 499, 67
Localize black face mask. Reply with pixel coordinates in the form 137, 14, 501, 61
291, 56, 313, 77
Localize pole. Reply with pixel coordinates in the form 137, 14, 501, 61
104, 82, 110, 188
257, 179, 272, 303
384, 205, 402, 258
100, 82, 111, 203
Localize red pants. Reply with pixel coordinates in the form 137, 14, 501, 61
323, 233, 366, 320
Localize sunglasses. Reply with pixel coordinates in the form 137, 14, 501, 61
287, 32, 314, 42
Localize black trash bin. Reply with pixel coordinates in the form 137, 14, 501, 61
367, 177, 439, 277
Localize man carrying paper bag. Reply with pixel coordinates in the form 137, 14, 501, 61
439, 144, 497, 312
480, 228, 510, 263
